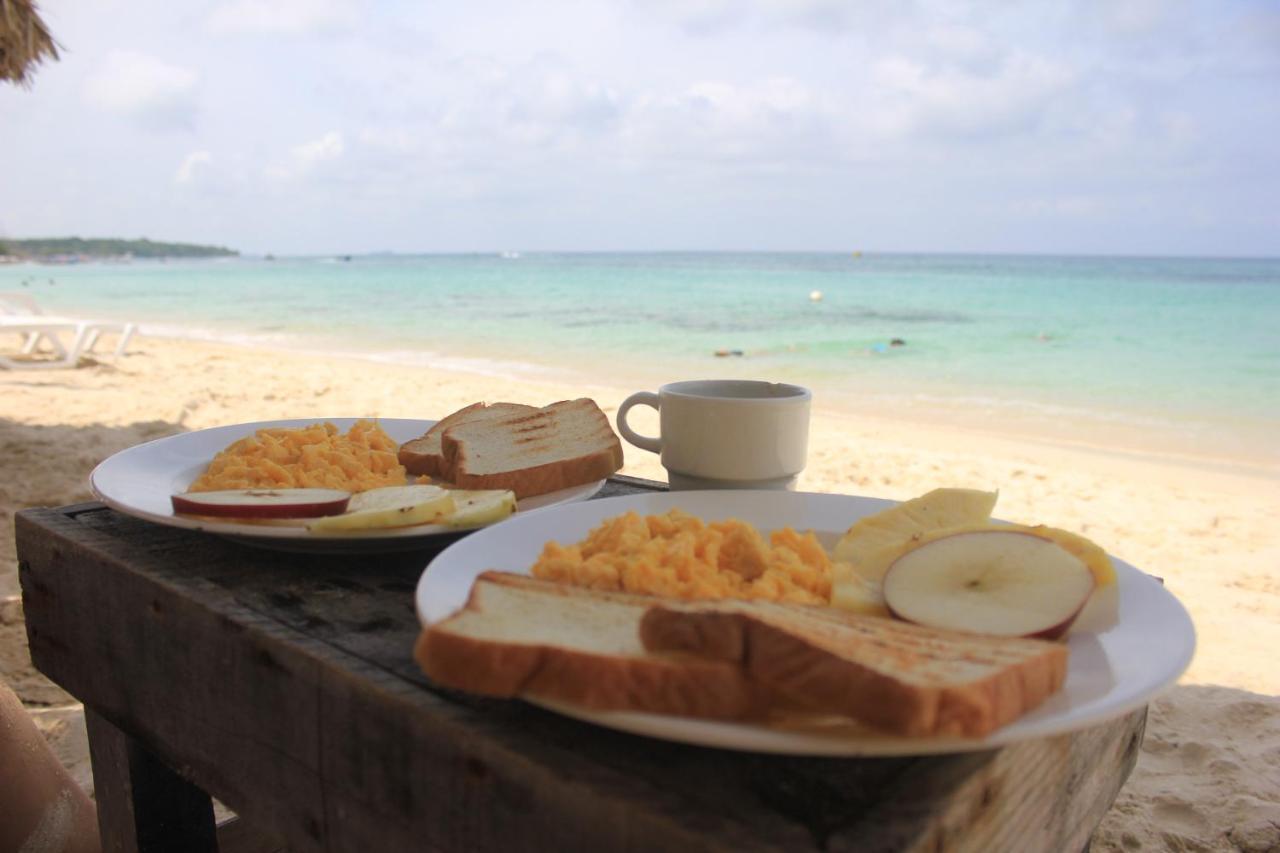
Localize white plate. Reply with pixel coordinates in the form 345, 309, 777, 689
90, 418, 604, 552
417, 490, 1195, 756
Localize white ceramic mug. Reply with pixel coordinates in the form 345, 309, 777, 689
616, 379, 812, 490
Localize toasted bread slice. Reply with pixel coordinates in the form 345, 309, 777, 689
414, 572, 765, 719
399, 402, 538, 477
441, 398, 624, 498
639, 599, 1068, 738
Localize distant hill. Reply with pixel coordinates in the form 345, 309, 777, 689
0, 237, 239, 260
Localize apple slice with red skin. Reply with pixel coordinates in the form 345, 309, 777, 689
881, 529, 1095, 640
172, 488, 351, 519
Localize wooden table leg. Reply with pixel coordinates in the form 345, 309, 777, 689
85, 708, 218, 853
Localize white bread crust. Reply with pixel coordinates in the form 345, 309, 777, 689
415, 572, 765, 718
399, 402, 538, 477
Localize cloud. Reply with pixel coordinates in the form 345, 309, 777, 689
1010, 195, 1104, 219
83, 51, 199, 130
870, 50, 1075, 140
621, 76, 839, 168
357, 127, 417, 154
660, 0, 748, 36
760, 0, 879, 34
206, 0, 362, 35
501, 72, 622, 135
1099, 0, 1170, 36
266, 131, 345, 180
174, 151, 213, 184
348, 57, 625, 172
647, 0, 885, 37
921, 24, 1001, 72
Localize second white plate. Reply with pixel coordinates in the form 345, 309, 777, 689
416, 490, 1196, 755
90, 417, 604, 552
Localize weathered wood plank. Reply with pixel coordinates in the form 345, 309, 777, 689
216, 817, 289, 853
15, 483, 1145, 853
836, 708, 1145, 852
19, 509, 329, 849
85, 708, 218, 853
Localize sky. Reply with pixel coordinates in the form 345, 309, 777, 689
2, 0, 1278, 257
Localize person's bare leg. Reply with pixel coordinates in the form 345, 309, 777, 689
0, 680, 101, 853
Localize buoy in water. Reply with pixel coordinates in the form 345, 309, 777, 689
809, 290, 823, 302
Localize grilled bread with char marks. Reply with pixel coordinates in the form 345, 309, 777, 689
398, 402, 538, 478
639, 598, 1068, 737
440, 398, 624, 499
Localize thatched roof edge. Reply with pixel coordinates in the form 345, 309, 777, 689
1, 0, 60, 86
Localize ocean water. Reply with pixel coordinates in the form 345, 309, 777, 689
4, 252, 1277, 468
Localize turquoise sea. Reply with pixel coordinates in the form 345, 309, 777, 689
3, 253, 1277, 469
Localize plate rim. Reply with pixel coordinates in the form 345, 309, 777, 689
415, 489, 1196, 755
89, 416, 605, 544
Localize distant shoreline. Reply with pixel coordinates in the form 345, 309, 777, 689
0, 237, 237, 263
6, 248, 1279, 263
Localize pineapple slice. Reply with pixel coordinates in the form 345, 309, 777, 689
830, 561, 891, 617
833, 488, 999, 578
1017, 525, 1116, 588
1010, 524, 1119, 631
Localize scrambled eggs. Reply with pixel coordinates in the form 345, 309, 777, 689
531, 509, 832, 604
187, 420, 406, 493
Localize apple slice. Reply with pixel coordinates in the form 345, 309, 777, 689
443, 490, 517, 529
881, 529, 1095, 639
307, 485, 455, 533
172, 488, 351, 519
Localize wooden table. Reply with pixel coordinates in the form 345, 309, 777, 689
15, 476, 1144, 853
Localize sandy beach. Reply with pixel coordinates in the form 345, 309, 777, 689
2, 334, 1278, 850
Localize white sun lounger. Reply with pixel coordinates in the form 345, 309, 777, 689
1, 317, 84, 369
0, 294, 138, 369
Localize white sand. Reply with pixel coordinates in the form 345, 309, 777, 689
2, 335, 1278, 850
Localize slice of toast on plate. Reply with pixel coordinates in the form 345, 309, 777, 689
415, 572, 766, 719
399, 402, 538, 478
639, 599, 1068, 738
440, 398, 624, 499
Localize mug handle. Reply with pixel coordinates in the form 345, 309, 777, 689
616, 392, 662, 454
